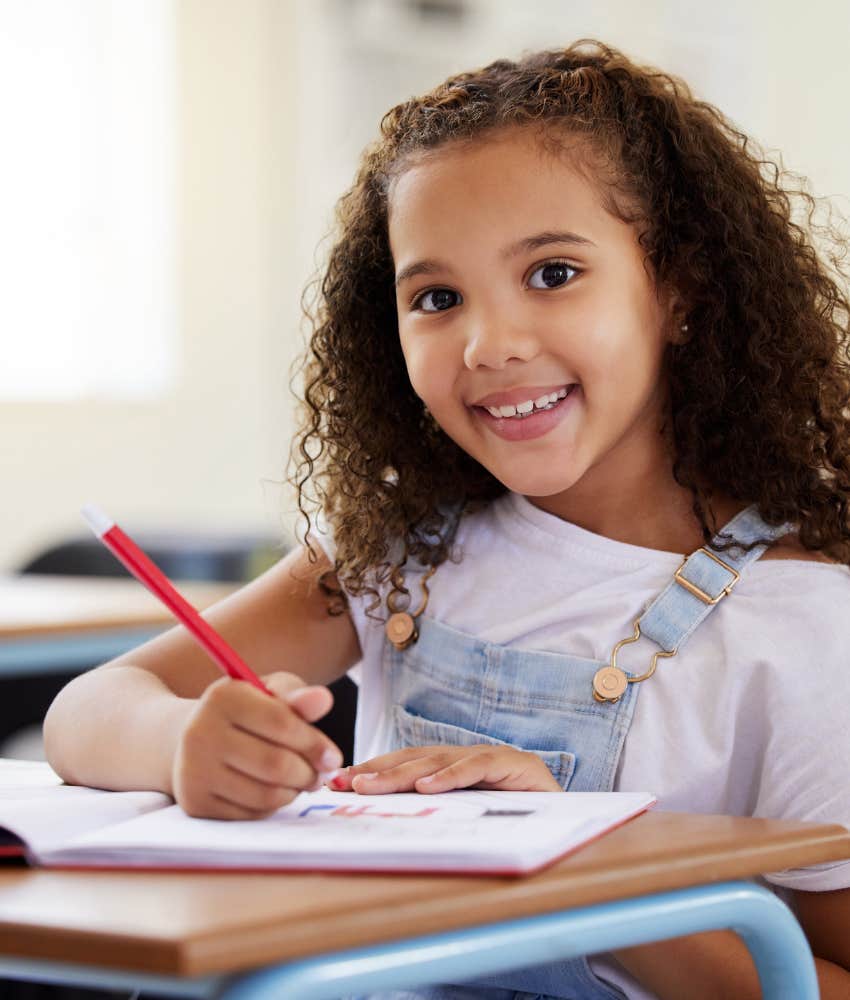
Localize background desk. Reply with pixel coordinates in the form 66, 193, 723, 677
2, 802, 849, 999
0, 574, 236, 675
0, 574, 236, 755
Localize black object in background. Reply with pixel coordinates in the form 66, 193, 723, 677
8, 532, 358, 764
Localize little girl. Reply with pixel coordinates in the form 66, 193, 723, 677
44, 40, 850, 1000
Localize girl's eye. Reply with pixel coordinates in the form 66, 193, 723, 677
410, 261, 578, 311
527, 260, 579, 290
412, 288, 461, 313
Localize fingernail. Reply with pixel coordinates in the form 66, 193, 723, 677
321, 748, 343, 771
417, 774, 435, 784
354, 772, 378, 782
319, 768, 340, 785
328, 773, 348, 790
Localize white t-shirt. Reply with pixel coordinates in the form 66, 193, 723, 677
311, 492, 850, 999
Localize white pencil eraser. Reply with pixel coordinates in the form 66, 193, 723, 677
80, 503, 114, 538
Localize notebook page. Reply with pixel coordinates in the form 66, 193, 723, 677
0, 760, 62, 789
47, 789, 655, 873
0, 761, 170, 858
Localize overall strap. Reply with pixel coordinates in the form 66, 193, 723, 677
639, 504, 795, 653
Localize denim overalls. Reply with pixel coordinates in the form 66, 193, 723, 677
360, 505, 792, 1000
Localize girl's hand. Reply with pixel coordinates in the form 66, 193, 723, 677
171, 671, 344, 820
327, 744, 562, 794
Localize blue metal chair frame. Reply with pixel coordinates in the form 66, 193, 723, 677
0, 881, 817, 999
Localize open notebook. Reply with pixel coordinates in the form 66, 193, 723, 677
1, 760, 655, 876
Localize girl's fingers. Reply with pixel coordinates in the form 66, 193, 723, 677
351, 746, 442, 773
413, 752, 498, 793
222, 724, 319, 791
329, 745, 559, 794
415, 750, 561, 793
285, 684, 335, 724
352, 750, 500, 794
350, 754, 455, 793
212, 677, 343, 776
329, 748, 438, 789
205, 795, 269, 821
208, 763, 301, 817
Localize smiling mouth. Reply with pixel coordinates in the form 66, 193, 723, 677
477, 384, 577, 420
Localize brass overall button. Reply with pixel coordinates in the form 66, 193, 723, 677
386, 612, 418, 650
592, 665, 628, 703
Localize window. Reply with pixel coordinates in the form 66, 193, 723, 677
0, 0, 176, 400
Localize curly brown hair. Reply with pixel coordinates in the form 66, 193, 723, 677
290, 39, 850, 609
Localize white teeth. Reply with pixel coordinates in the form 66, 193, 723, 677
482, 385, 574, 419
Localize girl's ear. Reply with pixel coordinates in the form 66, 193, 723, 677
663, 289, 693, 346
670, 316, 692, 346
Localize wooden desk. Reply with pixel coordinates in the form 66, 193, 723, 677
0, 574, 235, 675
1, 808, 849, 997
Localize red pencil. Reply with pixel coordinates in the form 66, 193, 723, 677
80, 504, 272, 695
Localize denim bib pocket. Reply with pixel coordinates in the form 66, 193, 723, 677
392, 703, 577, 790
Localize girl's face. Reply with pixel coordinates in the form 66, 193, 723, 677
388, 129, 677, 511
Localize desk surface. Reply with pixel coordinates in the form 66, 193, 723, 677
2, 810, 849, 978
0, 575, 237, 639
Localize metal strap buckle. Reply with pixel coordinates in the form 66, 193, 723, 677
592, 618, 677, 703
674, 548, 740, 605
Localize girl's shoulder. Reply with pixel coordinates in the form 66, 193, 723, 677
760, 532, 843, 566
740, 536, 849, 656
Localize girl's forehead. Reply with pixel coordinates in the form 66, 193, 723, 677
387, 132, 630, 257
390, 133, 588, 205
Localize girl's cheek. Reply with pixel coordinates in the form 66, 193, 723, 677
404, 360, 446, 408
398, 347, 429, 392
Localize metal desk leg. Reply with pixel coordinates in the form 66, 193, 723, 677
216, 881, 817, 1000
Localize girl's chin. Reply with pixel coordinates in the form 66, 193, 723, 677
484, 468, 584, 498
514, 483, 581, 500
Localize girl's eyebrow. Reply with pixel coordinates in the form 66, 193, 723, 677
394, 230, 596, 289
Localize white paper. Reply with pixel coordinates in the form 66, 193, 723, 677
0, 762, 171, 857
0, 764, 654, 874
38, 788, 655, 874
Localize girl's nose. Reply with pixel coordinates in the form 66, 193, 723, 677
462, 319, 540, 371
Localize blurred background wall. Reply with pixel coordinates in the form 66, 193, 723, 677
2, 0, 848, 571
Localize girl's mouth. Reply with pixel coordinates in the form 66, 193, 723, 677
473, 384, 579, 442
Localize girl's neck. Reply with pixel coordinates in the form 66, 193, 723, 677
525, 473, 745, 556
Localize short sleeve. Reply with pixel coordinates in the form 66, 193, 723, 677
304, 510, 384, 692
753, 587, 850, 890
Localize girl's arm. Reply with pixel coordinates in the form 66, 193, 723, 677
791, 886, 850, 971
611, 886, 850, 1000
43, 545, 360, 798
